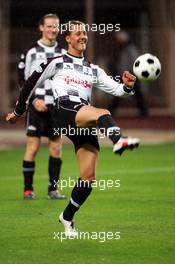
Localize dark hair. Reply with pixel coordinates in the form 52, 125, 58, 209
64, 20, 86, 36
39, 13, 60, 26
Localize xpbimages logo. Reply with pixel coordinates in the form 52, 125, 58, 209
53, 177, 121, 191
53, 126, 120, 138
59, 22, 121, 34
53, 230, 120, 242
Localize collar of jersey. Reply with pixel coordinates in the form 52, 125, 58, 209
37, 39, 58, 48
66, 52, 84, 60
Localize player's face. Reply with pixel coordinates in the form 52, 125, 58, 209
66, 24, 88, 54
40, 18, 59, 42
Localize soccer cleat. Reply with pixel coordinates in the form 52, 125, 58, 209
59, 212, 78, 238
23, 190, 35, 200
48, 190, 66, 200
113, 136, 140, 155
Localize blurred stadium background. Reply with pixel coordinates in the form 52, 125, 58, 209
0, 0, 175, 146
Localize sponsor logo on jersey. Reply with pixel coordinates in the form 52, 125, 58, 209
64, 63, 74, 70
64, 76, 90, 89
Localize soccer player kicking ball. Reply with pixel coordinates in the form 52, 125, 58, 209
7, 21, 137, 237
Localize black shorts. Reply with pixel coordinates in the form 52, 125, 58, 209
53, 98, 100, 152
26, 105, 59, 139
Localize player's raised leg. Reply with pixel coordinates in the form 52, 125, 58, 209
76, 105, 121, 143
75, 105, 140, 155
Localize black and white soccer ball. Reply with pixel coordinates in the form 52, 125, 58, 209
133, 53, 161, 82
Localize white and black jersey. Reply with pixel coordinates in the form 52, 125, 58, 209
17, 40, 66, 105
15, 53, 134, 116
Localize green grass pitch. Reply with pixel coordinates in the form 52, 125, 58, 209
0, 144, 175, 264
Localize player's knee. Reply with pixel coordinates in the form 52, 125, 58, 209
99, 109, 110, 116
80, 171, 96, 182
25, 145, 39, 159
49, 143, 62, 158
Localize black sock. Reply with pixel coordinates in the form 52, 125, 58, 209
97, 114, 121, 144
63, 178, 92, 221
48, 157, 62, 192
23, 160, 35, 191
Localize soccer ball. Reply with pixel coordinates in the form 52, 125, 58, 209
133, 53, 161, 82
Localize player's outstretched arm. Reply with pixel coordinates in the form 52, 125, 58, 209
8, 58, 56, 120
94, 66, 136, 97
6, 112, 19, 124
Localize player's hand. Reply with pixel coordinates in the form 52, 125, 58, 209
6, 112, 18, 124
33, 99, 48, 112
122, 71, 136, 89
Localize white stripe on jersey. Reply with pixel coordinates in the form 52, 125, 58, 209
35, 88, 45, 95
